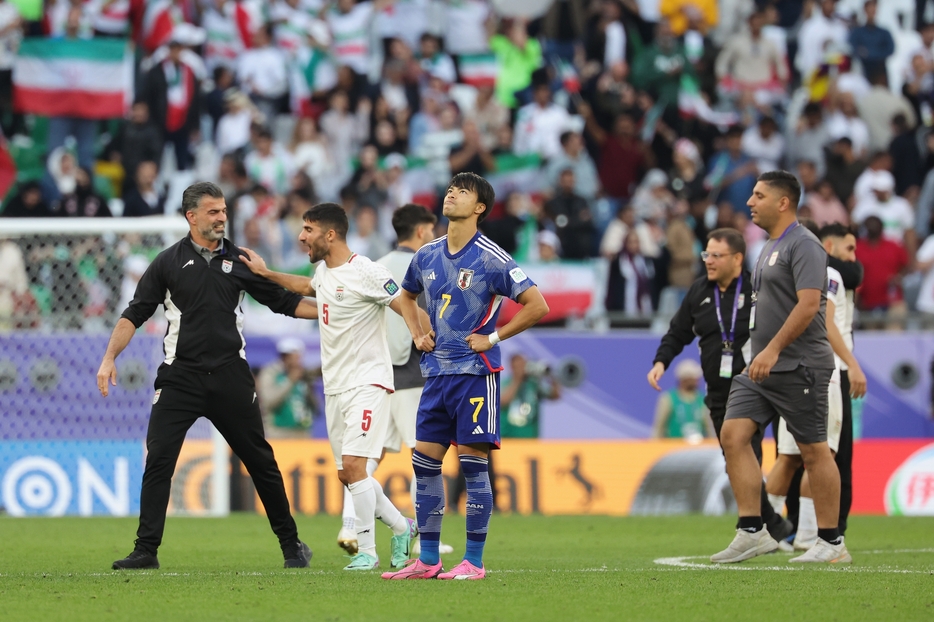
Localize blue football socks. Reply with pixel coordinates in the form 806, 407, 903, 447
460, 454, 493, 568
412, 450, 445, 565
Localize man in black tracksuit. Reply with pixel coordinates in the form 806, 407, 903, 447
97, 182, 317, 570
647, 228, 792, 542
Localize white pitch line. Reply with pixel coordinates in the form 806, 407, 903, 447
653, 548, 934, 574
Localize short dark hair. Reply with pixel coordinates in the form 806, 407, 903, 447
798, 217, 820, 237
392, 203, 437, 241
182, 182, 225, 213
448, 172, 495, 223
707, 228, 746, 256
757, 170, 801, 210
559, 130, 575, 146
818, 222, 852, 241
303, 202, 349, 239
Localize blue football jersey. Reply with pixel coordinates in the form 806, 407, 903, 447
402, 232, 535, 377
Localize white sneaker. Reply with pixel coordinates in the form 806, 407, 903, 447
793, 536, 817, 551
776, 539, 795, 553
337, 527, 358, 555
710, 528, 779, 563
789, 537, 852, 563
411, 538, 454, 556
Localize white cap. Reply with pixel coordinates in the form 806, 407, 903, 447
384, 152, 407, 170
171, 23, 206, 47
276, 338, 305, 355
870, 170, 895, 193
537, 229, 561, 251
674, 359, 703, 380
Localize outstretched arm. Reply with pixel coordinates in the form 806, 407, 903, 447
97, 318, 136, 397
238, 247, 316, 296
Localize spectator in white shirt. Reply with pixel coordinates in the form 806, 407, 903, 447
441, 0, 492, 56
851, 170, 917, 252
319, 90, 371, 187
741, 115, 785, 174
795, 0, 849, 79
216, 89, 262, 155
513, 82, 572, 160
238, 24, 290, 122
244, 126, 295, 196
826, 91, 870, 158
289, 116, 335, 201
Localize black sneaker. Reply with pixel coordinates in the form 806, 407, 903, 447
283, 540, 313, 568
112, 549, 159, 570
766, 516, 794, 544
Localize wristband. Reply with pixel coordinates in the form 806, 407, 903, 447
488, 331, 501, 346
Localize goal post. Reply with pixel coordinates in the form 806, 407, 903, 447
0, 216, 230, 518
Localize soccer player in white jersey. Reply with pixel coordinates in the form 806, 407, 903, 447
336, 203, 453, 558
239, 202, 420, 571
765, 222, 867, 552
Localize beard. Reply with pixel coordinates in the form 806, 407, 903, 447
200, 224, 225, 242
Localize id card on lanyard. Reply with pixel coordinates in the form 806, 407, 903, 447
715, 274, 742, 378
750, 222, 797, 331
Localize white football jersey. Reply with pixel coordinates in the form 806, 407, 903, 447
312, 253, 400, 395
826, 266, 851, 371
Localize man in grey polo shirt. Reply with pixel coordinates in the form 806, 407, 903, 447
711, 170, 850, 564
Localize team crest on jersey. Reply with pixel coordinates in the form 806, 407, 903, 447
738, 294, 745, 309
768, 252, 778, 266
152, 389, 162, 405
336, 286, 344, 301
222, 259, 233, 273
457, 268, 474, 290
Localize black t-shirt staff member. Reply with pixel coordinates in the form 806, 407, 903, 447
96, 182, 317, 571
648, 228, 791, 543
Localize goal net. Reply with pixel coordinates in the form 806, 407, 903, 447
0, 217, 229, 518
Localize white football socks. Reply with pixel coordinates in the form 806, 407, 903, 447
795, 496, 818, 546
371, 477, 408, 535
348, 478, 377, 557
768, 493, 787, 516
341, 459, 381, 531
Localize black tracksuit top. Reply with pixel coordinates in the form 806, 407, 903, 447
652, 271, 752, 412
121, 235, 303, 373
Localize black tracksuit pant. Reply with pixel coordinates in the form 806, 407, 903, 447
836, 370, 853, 534
135, 359, 297, 553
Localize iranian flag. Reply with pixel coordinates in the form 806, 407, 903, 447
458, 53, 499, 87
13, 38, 133, 119
678, 75, 738, 127
487, 154, 548, 202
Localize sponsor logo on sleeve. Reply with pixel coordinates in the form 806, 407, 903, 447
384, 280, 399, 295
828, 279, 839, 295
509, 267, 527, 283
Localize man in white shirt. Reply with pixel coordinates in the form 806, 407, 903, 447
240, 202, 424, 571
237, 24, 290, 122
851, 170, 916, 252
513, 82, 572, 160
795, 0, 850, 79
741, 116, 785, 174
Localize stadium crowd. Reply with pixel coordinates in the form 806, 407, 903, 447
2, 0, 934, 329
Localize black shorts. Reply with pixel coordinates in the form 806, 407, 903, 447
724, 365, 833, 445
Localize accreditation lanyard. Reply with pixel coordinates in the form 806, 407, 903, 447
749, 221, 798, 331
714, 274, 742, 378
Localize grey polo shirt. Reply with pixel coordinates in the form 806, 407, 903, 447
751, 224, 835, 372
191, 238, 224, 263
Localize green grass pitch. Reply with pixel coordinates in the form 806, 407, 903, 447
1, 514, 932, 621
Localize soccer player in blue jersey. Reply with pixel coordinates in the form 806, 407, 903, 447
383, 172, 549, 580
